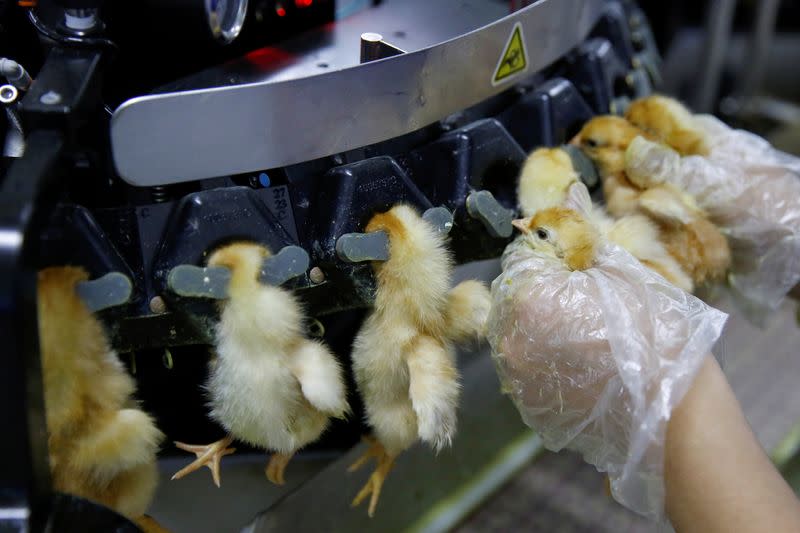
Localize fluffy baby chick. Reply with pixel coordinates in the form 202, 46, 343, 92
172, 242, 349, 487
349, 204, 490, 517
571, 116, 655, 217
605, 213, 694, 292
38, 267, 163, 520
517, 147, 580, 216
575, 116, 730, 285
625, 95, 710, 156
516, 147, 692, 291
512, 206, 599, 271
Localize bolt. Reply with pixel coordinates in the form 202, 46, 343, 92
625, 74, 635, 88
0, 85, 18, 104
309, 266, 325, 284
149, 296, 167, 314
39, 91, 62, 105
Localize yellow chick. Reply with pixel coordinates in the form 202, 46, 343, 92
517, 147, 580, 216
172, 242, 349, 487
512, 206, 599, 271
571, 116, 653, 216
605, 213, 694, 292
625, 95, 710, 156
348, 204, 490, 517
38, 267, 163, 521
516, 147, 693, 291
574, 116, 730, 285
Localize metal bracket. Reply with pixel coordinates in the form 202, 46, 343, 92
336, 207, 454, 263
167, 246, 310, 299
259, 246, 311, 286
561, 144, 600, 189
466, 190, 514, 238
336, 231, 390, 263
76, 272, 133, 313
422, 206, 454, 235
167, 265, 232, 299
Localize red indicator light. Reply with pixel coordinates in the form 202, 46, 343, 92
295, 0, 313, 7
276, 3, 287, 16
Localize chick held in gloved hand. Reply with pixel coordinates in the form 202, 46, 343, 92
574, 116, 731, 287
490, 182, 727, 520
171, 242, 350, 487
517, 147, 692, 291
624, 95, 800, 317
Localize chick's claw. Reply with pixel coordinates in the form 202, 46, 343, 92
172, 436, 236, 487
265, 452, 294, 485
351, 453, 395, 518
347, 435, 382, 473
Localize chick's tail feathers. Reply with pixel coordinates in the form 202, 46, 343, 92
406, 335, 459, 452
443, 280, 491, 345
71, 408, 163, 485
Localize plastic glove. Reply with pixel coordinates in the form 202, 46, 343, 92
626, 129, 800, 320
488, 186, 727, 520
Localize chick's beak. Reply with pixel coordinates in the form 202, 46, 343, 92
512, 218, 530, 233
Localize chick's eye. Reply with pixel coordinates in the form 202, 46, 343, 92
535, 228, 549, 240
584, 138, 599, 148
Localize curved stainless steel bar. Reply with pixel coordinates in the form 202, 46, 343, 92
111, 0, 606, 186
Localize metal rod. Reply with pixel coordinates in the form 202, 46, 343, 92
359, 32, 404, 63
737, 0, 781, 102
693, 0, 737, 112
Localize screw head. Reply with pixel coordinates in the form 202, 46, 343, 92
309, 266, 325, 284
39, 91, 62, 105
149, 296, 167, 314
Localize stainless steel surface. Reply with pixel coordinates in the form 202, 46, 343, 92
693, 0, 737, 112
111, 0, 606, 186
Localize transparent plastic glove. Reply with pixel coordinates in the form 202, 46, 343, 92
626, 133, 800, 320
488, 191, 727, 520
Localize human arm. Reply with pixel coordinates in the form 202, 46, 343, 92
665, 355, 800, 533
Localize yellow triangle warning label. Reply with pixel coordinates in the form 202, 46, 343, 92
493, 22, 528, 85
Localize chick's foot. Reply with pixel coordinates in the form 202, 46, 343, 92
349, 437, 395, 517
171, 436, 236, 487
265, 452, 294, 485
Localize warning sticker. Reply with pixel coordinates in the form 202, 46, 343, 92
492, 22, 528, 86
